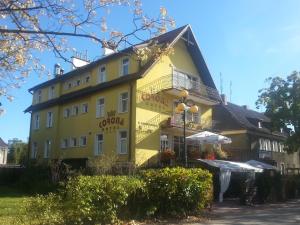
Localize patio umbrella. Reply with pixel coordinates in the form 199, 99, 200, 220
187, 131, 232, 144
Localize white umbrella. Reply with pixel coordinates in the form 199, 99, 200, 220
246, 160, 277, 170
187, 131, 232, 144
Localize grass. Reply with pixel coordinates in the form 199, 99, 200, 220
0, 186, 31, 225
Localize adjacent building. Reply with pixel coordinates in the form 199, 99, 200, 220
25, 25, 221, 167
213, 95, 300, 172
0, 138, 8, 165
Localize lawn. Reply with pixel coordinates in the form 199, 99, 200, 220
0, 186, 31, 225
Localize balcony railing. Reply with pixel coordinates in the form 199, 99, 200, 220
137, 69, 221, 102
171, 69, 220, 101
162, 114, 202, 130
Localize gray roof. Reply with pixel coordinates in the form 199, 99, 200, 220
214, 102, 286, 138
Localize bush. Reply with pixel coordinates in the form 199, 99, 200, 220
64, 175, 145, 225
17, 193, 64, 225
17, 168, 213, 224
139, 167, 213, 217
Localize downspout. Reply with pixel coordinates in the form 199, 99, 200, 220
128, 81, 134, 163
27, 112, 32, 166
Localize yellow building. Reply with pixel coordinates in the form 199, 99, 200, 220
25, 25, 221, 167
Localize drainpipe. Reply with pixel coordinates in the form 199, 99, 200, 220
128, 82, 134, 163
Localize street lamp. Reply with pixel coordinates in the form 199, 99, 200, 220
175, 90, 198, 167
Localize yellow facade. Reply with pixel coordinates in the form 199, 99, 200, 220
27, 25, 220, 167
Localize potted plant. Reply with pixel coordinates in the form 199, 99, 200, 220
160, 148, 175, 165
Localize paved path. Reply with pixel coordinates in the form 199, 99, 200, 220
197, 199, 300, 225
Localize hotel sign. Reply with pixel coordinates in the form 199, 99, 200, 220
98, 110, 125, 131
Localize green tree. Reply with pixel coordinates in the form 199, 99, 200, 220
256, 71, 300, 152
0, 0, 175, 114
8, 142, 28, 164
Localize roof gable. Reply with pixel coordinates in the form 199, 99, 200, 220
28, 25, 218, 93
0, 138, 8, 148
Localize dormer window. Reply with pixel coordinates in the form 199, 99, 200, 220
121, 58, 129, 76
37, 90, 42, 103
258, 121, 262, 128
98, 66, 106, 83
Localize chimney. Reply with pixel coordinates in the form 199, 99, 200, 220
242, 105, 249, 110
102, 47, 116, 56
221, 94, 227, 105
54, 64, 61, 77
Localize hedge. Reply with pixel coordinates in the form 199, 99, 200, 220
138, 167, 213, 216
17, 167, 213, 225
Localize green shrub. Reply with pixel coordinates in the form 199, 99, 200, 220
64, 175, 145, 225
139, 167, 213, 217
17, 193, 64, 225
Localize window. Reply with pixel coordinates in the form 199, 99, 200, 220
75, 79, 81, 86
121, 58, 129, 76
70, 137, 77, 147
68, 82, 72, 89
46, 112, 53, 128
72, 105, 79, 116
85, 76, 90, 83
160, 135, 169, 151
33, 114, 40, 130
95, 134, 103, 155
118, 130, 128, 154
31, 142, 37, 159
48, 86, 55, 99
187, 111, 200, 124
61, 138, 69, 149
64, 108, 71, 118
44, 140, 51, 158
96, 97, 105, 118
258, 121, 262, 128
98, 66, 106, 83
119, 92, 128, 113
82, 103, 88, 114
37, 90, 42, 103
80, 136, 87, 146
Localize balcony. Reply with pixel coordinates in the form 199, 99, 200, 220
161, 114, 202, 131
152, 69, 221, 104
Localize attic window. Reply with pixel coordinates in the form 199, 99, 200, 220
258, 121, 262, 128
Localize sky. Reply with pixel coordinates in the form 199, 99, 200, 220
1, 0, 300, 143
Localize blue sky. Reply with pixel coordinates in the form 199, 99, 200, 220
1, 0, 300, 142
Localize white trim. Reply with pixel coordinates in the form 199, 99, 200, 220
46, 111, 53, 128
118, 91, 129, 113
81, 103, 88, 114
98, 65, 106, 83
80, 136, 87, 147
117, 129, 128, 154
96, 97, 105, 118
44, 140, 51, 158
95, 133, 104, 155
120, 57, 129, 76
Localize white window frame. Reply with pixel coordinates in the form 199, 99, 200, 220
72, 105, 79, 116
117, 129, 128, 154
118, 92, 129, 113
61, 138, 69, 149
96, 97, 105, 118
70, 137, 78, 147
121, 58, 129, 76
48, 86, 55, 99
46, 111, 53, 128
80, 136, 87, 147
64, 108, 71, 118
31, 142, 37, 159
44, 140, 51, 158
95, 133, 104, 155
37, 90, 42, 103
98, 65, 106, 83
33, 113, 40, 130
82, 103, 88, 114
